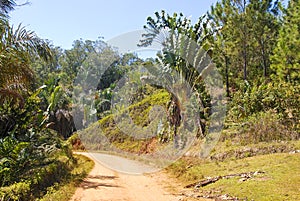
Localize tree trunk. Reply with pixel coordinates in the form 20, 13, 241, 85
167, 95, 181, 147
262, 41, 268, 77
47, 109, 77, 139
225, 55, 230, 97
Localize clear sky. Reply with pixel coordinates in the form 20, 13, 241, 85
9, 0, 218, 50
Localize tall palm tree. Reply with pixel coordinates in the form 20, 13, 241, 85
139, 11, 213, 138
0, 16, 52, 106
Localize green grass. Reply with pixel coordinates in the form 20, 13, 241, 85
167, 151, 300, 200
38, 154, 94, 201
80, 89, 171, 153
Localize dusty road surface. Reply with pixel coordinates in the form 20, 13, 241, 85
70, 152, 210, 201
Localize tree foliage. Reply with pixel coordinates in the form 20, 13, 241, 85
0, 0, 16, 15
208, 0, 281, 95
0, 4, 74, 199
206, 0, 299, 139
0, 17, 52, 105
271, 0, 300, 84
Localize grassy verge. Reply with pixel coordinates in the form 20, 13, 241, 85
167, 142, 300, 200
39, 154, 94, 201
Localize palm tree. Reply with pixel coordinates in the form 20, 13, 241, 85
139, 11, 213, 138
0, 16, 52, 106
0, 15, 52, 139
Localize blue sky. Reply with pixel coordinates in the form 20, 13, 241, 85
10, 0, 218, 49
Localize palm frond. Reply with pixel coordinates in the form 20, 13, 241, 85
0, 0, 16, 14
0, 20, 53, 105
0, 88, 24, 107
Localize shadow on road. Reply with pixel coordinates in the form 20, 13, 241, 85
80, 180, 120, 189
87, 175, 118, 180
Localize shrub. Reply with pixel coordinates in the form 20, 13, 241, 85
228, 81, 300, 135
67, 133, 85, 150
238, 110, 299, 144
0, 181, 31, 201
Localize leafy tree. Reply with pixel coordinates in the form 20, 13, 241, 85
59, 38, 107, 86
0, 2, 75, 198
31, 44, 63, 87
208, 0, 236, 97
0, 17, 52, 139
207, 0, 299, 142
208, 0, 281, 95
271, 0, 300, 84
248, 0, 281, 78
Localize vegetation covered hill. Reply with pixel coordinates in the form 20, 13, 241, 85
79, 87, 171, 153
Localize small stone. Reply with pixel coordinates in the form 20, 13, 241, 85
239, 178, 248, 182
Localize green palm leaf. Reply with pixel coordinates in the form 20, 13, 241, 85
0, 17, 52, 106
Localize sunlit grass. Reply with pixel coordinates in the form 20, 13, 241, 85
168, 151, 300, 200
39, 154, 94, 201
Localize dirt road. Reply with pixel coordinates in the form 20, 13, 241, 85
70, 152, 207, 201
70, 152, 179, 201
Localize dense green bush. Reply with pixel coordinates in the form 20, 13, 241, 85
0, 157, 75, 201
229, 82, 299, 124
0, 181, 31, 201
0, 86, 76, 200
0, 129, 75, 200
227, 81, 300, 142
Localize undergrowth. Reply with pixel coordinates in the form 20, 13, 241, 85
38, 154, 94, 201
